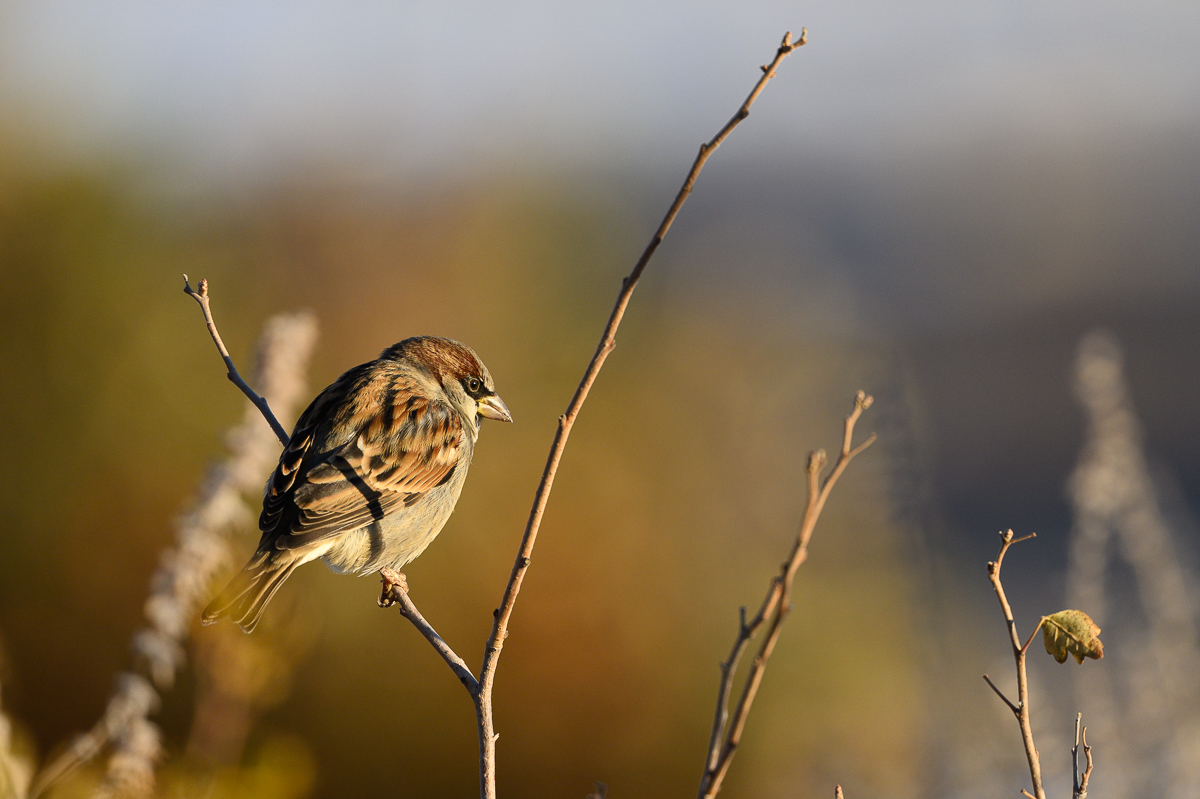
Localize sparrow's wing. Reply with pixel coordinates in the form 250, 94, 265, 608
258, 365, 465, 551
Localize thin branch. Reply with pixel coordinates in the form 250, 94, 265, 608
987, 530, 1045, 799
183, 276, 291, 448
449, 28, 809, 799
1073, 716, 1093, 799
697, 391, 874, 799
701, 587, 780, 776
1020, 618, 1046, 656
982, 674, 1020, 715
379, 570, 479, 694
1082, 728, 1093, 795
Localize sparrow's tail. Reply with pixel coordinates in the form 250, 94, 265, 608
201, 550, 301, 634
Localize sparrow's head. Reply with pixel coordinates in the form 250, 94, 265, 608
383, 336, 512, 428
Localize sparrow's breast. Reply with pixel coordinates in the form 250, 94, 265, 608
322, 436, 475, 575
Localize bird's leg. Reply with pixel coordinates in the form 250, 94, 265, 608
378, 567, 409, 608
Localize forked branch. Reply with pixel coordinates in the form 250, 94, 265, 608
1073, 714, 1093, 799
985, 530, 1045, 799
697, 391, 875, 799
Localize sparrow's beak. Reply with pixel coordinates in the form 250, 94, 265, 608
477, 393, 513, 423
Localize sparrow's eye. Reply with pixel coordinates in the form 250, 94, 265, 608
466, 377, 482, 394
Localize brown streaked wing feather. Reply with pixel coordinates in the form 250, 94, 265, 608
276, 385, 465, 549
259, 426, 314, 535
258, 362, 376, 542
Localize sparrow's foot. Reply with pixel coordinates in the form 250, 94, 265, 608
378, 568, 409, 608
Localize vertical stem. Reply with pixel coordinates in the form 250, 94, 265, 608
987, 531, 1045, 799
1072, 713, 1081, 797
471, 30, 807, 799
475, 692, 496, 799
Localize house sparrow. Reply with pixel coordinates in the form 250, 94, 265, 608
202, 336, 511, 633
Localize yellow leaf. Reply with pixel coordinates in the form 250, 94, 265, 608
1041, 610, 1104, 664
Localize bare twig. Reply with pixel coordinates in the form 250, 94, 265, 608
481, 22, 807, 687
1073, 715, 1093, 799
1020, 619, 1046, 656
982, 674, 1019, 714
697, 391, 874, 799
380, 569, 479, 694
372, 28, 807, 799
184, 276, 291, 447
985, 529, 1045, 799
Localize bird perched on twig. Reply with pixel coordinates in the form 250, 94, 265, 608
202, 336, 511, 633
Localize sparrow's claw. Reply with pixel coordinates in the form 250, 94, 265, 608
378, 568, 409, 607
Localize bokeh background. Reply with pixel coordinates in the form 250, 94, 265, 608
2, 2, 1199, 798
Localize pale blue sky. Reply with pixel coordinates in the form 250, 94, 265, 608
2, 1, 1198, 183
